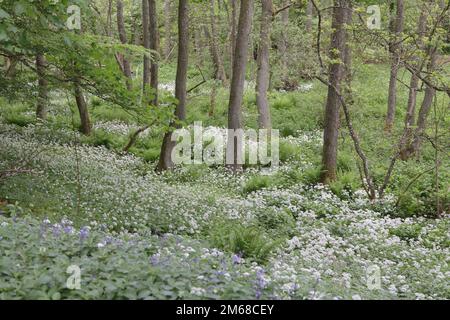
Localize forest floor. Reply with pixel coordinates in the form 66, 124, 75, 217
0, 63, 449, 299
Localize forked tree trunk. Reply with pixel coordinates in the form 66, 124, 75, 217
385, 0, 404, 132
404, 8, 428, 129
36, 53, 48, 120
142, 0, 151, 89
149, 0, 159, 105
320, 0, 349, 184
227, 0, 254, 172
256, 0, 272, 129
156, 0, 189, 171
117, 0, 133, 90
406, 48, 438, 159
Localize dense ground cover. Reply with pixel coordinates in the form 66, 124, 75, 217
0, 64, 449, 299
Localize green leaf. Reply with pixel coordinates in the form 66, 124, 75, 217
0, 30, 8, 42
0, 8, 9, 19
14, 3, 25, 15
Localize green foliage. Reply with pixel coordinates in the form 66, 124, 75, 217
242, 175, 273, 194
279, 141, 302, 162
389, 224, 423, 241
207, 220, 278, 264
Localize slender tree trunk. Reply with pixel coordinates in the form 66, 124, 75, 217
74, 81, 91, 135
229, 0, 238, 79
149, 0, 159, 105
209, 0, 228, 85
343, 3, 352, 99
227, 0, 254, 172
306, 0, 313, 33
106, 0, 113, 37
117, 0, 133, 90
406, 48, 438, 158
320, 0, 349, 184
209, 80, 217, 117
256, 0, 272, 129
156, 0, 189, 171
164, 0, 172, 59
279, 0, 290, 84
36, 53, 48, 120
385, 0, 404, 132
404, 9, 428, 129
142, 0, 151, 89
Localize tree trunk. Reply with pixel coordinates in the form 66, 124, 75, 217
117, 0, 133, 90
385, 0, 404, 132
156, 0, 189, 171
226, 0, 254, 172
306, 0, 313, 33
209, 0, 228, 85
163, 0, 172, 59
142, 0, 151, 89
74, 82, 91, 135
343, 3, 352, 100
279, 0, 290, 84
229, 0, 238, 79
106, 0, 113, 37
406, 48, 438, 159
256, 0, 272, 129
149, 0, 159, 105
404, 8, 428, 129
320, 0, 349, 184
36, 53, 48, 120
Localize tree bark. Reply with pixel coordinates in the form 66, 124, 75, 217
229, 0, 238, 79
227, 0, 254, 172
163, 0, 172, 59
74, 82, 91, 135
117, 0, 133, 90
149, 0, 159, 105
209, 0, 228, 85
402, 45, 438, 159
256, 0, 272, 129
385, 0, 404, 132
320, 0, 349, 184
404, 8, 428, 129
279, 0, 290, 84
156, 0, 189, 171
36, 53, 48, 120
142, 0, 151, 89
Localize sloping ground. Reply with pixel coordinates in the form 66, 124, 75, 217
0, 121, 449, 299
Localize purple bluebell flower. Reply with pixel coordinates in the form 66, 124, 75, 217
254, 268, 267, 299
150, 253, 160, 266
63, 225, 74, 234
52, 223, 62, 237
79, 226, 89, 241
232, 254, 242, 265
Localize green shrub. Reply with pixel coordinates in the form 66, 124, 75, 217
330, 171, 360, 199
243, 175, 273, 194
4, 113, 35, 127
389, 224, 423, 241
81, 130, 125, 150
279, 142, 301, 162
207, 220, 277, 263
